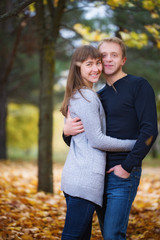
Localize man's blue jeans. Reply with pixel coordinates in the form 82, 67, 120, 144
96, 167, 141, 240
61, 193, 95, 240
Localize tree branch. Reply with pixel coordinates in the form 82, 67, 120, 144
52, 0, 66, 40
0, 0, 37, 22
47, 0, 55, 19
0, 18, 26, 94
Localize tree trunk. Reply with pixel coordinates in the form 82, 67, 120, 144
37, 41, 55, 193
0, 0, 14, 160
36, 0, 66, 193
36, 0, 54, 193
0, 84, 7, 159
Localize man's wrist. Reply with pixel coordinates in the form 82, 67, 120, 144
121, 162, 132, 173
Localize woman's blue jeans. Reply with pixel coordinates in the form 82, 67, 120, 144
61, 193, 96, 240
96, 167, 141, 240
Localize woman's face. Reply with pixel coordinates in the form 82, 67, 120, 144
80, 57, 102, 88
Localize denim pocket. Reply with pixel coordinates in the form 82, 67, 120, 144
112, 171, 131, 180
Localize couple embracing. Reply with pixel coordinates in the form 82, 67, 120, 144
60, 37, 158, 240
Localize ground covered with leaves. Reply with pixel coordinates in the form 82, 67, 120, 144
0, 162, 159, 240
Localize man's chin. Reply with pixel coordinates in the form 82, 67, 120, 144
103, 71, 114, 77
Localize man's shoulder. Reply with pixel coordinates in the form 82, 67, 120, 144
126, 74, 145, 82
127, 74, 152, 88
126, 75, 154, 97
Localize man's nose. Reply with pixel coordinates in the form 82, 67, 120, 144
106, 55, 112, 61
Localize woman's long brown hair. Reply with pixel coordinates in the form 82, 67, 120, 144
60, 45, 101, 117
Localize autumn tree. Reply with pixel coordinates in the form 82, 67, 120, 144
35, 0, 66, 193
0, 0, 27, 159
0, 0, 65, 193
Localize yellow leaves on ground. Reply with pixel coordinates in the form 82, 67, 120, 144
128, 167, 160, 240
0, 162, 160, 239
0, 162, 65, 240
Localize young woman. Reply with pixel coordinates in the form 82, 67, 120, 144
60, 45, 136, 240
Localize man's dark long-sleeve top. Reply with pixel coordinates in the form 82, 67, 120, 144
63, 74, 158, 173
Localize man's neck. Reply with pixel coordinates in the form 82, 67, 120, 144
105, 72, 127, 86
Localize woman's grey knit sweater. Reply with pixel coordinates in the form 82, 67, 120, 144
61, 88, 136, 206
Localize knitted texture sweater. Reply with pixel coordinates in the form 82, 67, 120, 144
61, 88, 136, 206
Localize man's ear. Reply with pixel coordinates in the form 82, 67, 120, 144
122, 57, 127, 66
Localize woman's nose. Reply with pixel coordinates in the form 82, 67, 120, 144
92, 65, 99, 71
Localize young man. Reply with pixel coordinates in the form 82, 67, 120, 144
63, 37, 158, 239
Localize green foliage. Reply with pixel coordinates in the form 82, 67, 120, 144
7, 103, 68, 162
53, 109, 69, 163
124, 48, 160, 94
111, 0, 160, 48
7, 103, 38, 150
9, 52, 40, 105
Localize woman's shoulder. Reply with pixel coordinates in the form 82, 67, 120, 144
73, 88, 98, 101
69, 88, 99, 118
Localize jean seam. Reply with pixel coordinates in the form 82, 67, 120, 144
121, 185, 132, 235
121, 171, 141, 234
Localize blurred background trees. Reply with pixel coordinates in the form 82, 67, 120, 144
0, 0, 159, 193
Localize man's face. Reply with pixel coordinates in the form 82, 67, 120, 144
99, 42, 126, 77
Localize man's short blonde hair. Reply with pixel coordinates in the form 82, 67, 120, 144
98, 37, 126, 58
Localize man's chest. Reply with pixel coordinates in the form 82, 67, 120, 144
100, 89, 135, 116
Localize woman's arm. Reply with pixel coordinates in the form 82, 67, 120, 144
70, 89, 136, 152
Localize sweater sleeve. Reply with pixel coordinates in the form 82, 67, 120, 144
121, 79, 158, 172
70, 89, 136, 152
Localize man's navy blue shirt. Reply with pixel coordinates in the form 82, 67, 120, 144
98, 74, 158, 172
